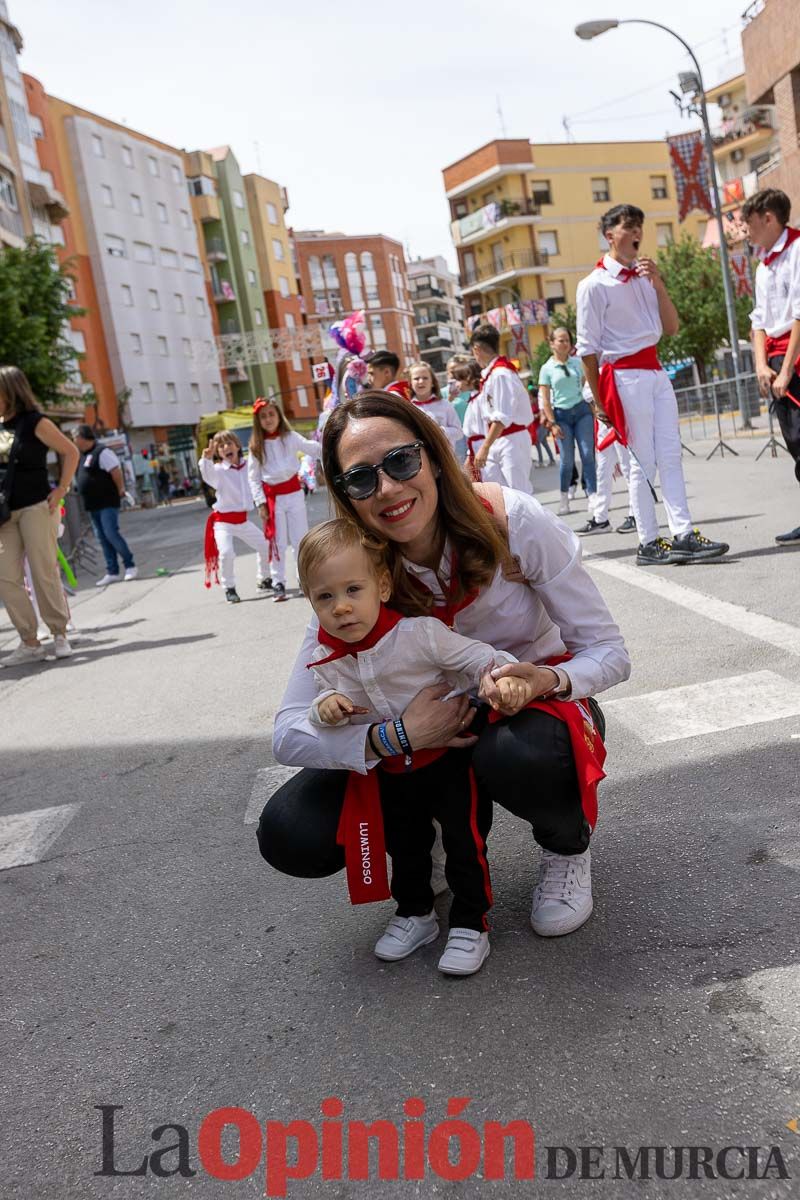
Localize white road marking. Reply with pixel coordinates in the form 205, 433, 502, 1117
0, 804, 79, 871
584, 555, 800, 657
603, 670, 800, 744
244, 765, 299, 824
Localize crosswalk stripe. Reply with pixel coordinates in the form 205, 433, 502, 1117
0, 804, 80, 871
603, 670, 800, 744
244, 766, 299, 825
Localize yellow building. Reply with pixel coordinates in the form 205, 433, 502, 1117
442, 138, 710, 364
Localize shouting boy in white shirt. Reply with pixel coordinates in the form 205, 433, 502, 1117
298, 518, 536, 977
577, 203, 729, 565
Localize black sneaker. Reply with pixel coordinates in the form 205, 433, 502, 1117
616, 515, 637, 534
775, 525, 800, 544
257, 579, 273, 591
669, 529, 729, 563
225, 588, 241, 604
273, 582, 288, 603
577, 518, 611, 535
636, 537, 673, 565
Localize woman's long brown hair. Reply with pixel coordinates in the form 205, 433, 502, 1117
0, 366, 37, 418
322, 391, 510, 617
249, 400, 292, 464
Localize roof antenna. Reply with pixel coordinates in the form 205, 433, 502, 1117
496, 94, 507, 137
562, 115, 572, 142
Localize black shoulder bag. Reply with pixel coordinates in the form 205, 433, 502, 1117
0, 420, 23, 527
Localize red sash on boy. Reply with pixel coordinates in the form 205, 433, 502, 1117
596, 345, 662, 450
203, 511, 247, 588
386, 380, 412, 401
261, 476, 302, 561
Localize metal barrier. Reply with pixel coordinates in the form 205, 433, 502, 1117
672, 373, 763, 443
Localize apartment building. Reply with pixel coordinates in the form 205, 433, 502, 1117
407, 255, 467, 382
443, 138, 709, 363
294, 232, 417, 366
705, 72, 779, 211
741, 0, 800, 203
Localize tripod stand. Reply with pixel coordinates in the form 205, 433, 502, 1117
756, 401, 790, 460
706, 382, 738, 460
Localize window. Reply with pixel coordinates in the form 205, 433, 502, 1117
182, 338, 193, 357
538, 230, 559, 257
651, 175, 668, 200
345, 251, 363, 307
240, 229, 250, 246
272, 238, 285, 261
247, 269, 257, 286
122, 145, 134, 168
266, 201, 278, 224
70, 330, 86, 354
156, 202, 168, 224
139, 381, 152, 403
101, 185, 114, 208
105, 234, 126, 258
531, 179, 552, 206
591, 177, 610, 203
29, 115, 44, 140
174, 293, 185, 313
166, 382, 177, 403
0, 169, 20, 211
188, 176, 215, 197
130, 333, 143, 354
147, 155, 159, 177
195, 297, 205, 316
130, 193, 143, 216
160, 248, 178, 269
121, 284, 134, 306
158, 337, 169, 356
133, 241, 155, 264
254, 308, 263, 326
278, 276, 290, 298
285, 313, 302, 371
212, 383, 222, 405
179, 209, 191, 229
171, 164, 182, 185
91, 134, 104, 158
454, 201, 468, 219
544, 278, 566, 306
50, 226, 66, 246
233, 190, 244, 209
183, 254, 201, 273
296, 386, 308, 409
191, 383, 201, 404
656, 222, 674, 247
148, 288, 160, 310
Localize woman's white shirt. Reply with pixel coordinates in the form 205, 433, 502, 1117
272, 487, 631, 773
247, 431, 321, 504
199, 457, 253, 512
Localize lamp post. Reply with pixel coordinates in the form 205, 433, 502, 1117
575, 19, 749, 427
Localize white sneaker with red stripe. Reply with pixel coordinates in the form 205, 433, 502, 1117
530, 849, 593, 937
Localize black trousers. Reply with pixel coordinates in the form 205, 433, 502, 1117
768, 356, 800, 485
256, 708, 592, 901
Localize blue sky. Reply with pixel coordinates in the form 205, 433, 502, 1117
20, 0, 746, 268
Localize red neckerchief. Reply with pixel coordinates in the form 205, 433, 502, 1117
385, 380, 412, 401
263, 430, 281, 440
477, 356, 518, 395
412, 396, 437, 406
226, 460, 247, 470
763, 226, 800, 266
595, 256, 637, 282
309, 604, 404, 668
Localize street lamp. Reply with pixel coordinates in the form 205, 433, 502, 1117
575, 18, 749, 426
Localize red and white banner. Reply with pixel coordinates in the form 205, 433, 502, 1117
667, 131, 713, 222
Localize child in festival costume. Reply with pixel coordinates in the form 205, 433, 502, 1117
468, 325, 534, 494
299, 517, 537, 976
199, 432, 270, 604
247, 398, 321, 603
408, 360, 463, 453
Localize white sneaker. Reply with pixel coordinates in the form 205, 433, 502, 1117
557, 495, 571, 516
531, 849, 593, 937
1, 642, 46, 667
53, 635, 73, 659
123, 566, 138, 581
374, 912, 439, 961
568, 484, 578, 501
437, 928, 490, 976
95, 573, 121, 587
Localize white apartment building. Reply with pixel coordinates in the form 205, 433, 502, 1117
64, 115, 223, 443
407, 255, 467, 383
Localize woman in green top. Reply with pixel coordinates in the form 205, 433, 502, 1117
538, 327, 596, 514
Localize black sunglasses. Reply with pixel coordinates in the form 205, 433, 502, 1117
333, 441, 425, 500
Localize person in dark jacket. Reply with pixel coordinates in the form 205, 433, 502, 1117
72, 426, 137, 586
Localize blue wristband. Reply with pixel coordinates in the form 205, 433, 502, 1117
377, 722, 395, 757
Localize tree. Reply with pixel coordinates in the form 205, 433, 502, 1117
656, 235, 751, 383
530, 303, 578, 381
0, 238, 84, 407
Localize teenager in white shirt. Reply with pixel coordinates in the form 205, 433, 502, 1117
256, 392, 630, 948
247, 398, 321, 602
198, 432, 270, 604
467, 325, 534, 495
577, 203, 728, 565
742, 188, 800, 545
298, 518, 536, 976
408, 361, 463, 453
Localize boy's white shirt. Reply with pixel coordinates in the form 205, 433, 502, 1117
750, 228, 800, 338
576, 254, 662, 363
477, 358, 532, 430
307, 616, 517, 728
199, 457, 254, 512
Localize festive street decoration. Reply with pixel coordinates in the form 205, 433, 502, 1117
667, 131, 713, 222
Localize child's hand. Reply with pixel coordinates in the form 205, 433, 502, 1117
479, 667, 534, 716
202, 447, 213, 460
317, 693, 368, 725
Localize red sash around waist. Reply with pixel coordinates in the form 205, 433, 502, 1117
597, 345, 662, 451
203, 510, 248, 588
262, 475, 302, 560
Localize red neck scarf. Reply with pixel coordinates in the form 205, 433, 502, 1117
763, 226, 800, 266
310, 604, 403, 667
412, 395, 437, 406
596, 257, 637, 282
477, 356, 518, 394
263, 430, 281, 440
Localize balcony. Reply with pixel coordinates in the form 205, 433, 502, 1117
193, 193, 221, 223
461, 248, 548, 291
412, 285, 445, 300
212, 280, 237, 304
451, 197, 541, 247
0, 203, 26, 243
711, 108, 774, 154
206, 237, 227, 262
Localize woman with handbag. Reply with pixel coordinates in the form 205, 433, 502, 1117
0, 366, 79, 666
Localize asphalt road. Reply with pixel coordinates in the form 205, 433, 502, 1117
1, 438, 798, 1199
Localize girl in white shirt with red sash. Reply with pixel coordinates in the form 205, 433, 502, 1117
246, 398, 321, 602
408, 361, 463, 453
199, 431, 270, 604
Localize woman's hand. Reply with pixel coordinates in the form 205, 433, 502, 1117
401, 683, 477, 750
480, 662, 558, 716
473, 446, 489, 471
47, 485, 66, 514
550, 423, 563, 440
